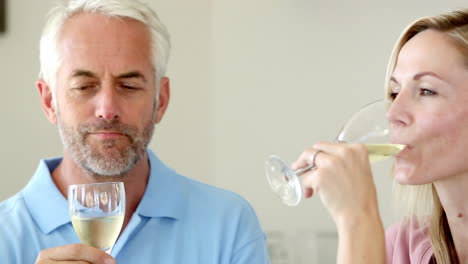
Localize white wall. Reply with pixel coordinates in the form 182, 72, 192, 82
1, 0, 467, 263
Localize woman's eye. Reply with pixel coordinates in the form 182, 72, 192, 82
420, 89, 436, 96
389, 92, 398, 101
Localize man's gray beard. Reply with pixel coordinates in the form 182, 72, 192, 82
57, 114, 155, 178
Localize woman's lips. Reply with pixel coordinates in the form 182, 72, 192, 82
395, 144, 412, 157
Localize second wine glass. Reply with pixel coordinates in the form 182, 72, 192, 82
68, 182, 125, 253
265, 99, 405, 206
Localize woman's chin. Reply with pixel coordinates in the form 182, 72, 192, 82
393, 169, 412, 184
392, 163, 413, 183
393, 167, 429, 185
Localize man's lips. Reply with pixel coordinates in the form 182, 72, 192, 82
89, 131, 126, 139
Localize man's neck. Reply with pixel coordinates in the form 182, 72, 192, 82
51, 151, 151, 231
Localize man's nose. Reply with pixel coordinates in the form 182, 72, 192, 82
94, 87, 121, 121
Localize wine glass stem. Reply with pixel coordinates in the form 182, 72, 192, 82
294, 164, 316, 176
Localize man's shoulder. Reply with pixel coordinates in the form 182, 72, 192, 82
173, 174, 266, 246
0, 191, 33, 239
149, 151, 250, 209
177, 174, 252, 210
0, 190, 63, 263
0, 191, 28, 217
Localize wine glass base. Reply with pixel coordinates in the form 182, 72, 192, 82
265, 155, 303, 206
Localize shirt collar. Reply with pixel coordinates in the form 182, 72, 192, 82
23, 158, 70, 235
22, 149, 185, 235
136, 150, 186, 220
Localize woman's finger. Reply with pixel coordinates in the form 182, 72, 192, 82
291, 147, 323, 171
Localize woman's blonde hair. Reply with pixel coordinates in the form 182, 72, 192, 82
385, 9, 468, 264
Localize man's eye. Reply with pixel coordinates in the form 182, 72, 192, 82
74, 85, 94, 91
121, 84, 142, 90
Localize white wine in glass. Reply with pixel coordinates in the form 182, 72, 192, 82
265, 99, 405, 206
366, 144, 405, 162
68, 182, 125, 253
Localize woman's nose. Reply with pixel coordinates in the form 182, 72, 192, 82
386, 92, 412, 128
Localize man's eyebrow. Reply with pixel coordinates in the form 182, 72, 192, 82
117, 71, 147, 83
71, 69, 97, 78
70, 70, 147, 83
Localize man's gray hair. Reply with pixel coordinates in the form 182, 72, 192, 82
39, 0, 171, 93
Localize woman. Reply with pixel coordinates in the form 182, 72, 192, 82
294, 9, 468, 264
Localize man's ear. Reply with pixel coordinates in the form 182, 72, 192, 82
154, 77, 170, 124
36, 79, 57, 124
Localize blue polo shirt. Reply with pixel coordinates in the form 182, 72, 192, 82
0, 150, 270, 263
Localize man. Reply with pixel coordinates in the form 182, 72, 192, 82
0, 0, 270, 263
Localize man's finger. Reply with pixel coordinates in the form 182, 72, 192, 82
36, 244, 115, 264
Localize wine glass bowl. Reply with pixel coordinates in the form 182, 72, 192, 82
68, 182, 125, 253
265, 99, 404, 206
336, 99, 391, 143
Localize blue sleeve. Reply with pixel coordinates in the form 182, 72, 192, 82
230, 202, 271, 264
231, 235, 270, 264
0, 237, 19, 264
0, 197, 30, 264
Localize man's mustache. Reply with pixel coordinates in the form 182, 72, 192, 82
78, 121, 138, 142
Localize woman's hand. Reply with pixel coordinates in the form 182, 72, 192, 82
292, 142, 386, 264
291, 142, 379, 225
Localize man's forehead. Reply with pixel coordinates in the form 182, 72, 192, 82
59, 13, 151, 53
55, 12, 155, 84
62, 12, 146, 34
69, 69, 148, 82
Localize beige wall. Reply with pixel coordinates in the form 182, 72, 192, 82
0, 0, 215, 199
210, 1, 466, 262
1, 0, 466, 263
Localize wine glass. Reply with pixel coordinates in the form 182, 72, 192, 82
68, 182, 125, 253
265, 99, 405, 206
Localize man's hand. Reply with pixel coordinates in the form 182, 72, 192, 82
35, 244, 116, 264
